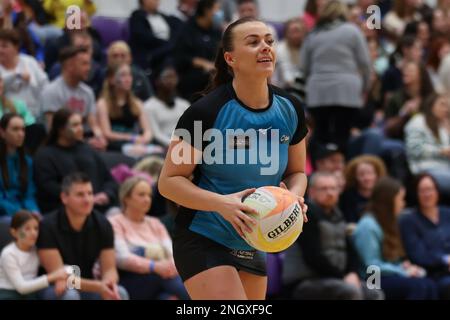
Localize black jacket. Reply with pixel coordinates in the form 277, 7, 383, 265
34, 142, 117, 214
298, 201, 358, 278
129, 9, 177, 72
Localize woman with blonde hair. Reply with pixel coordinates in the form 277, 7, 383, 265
104, 41, 153, 101
97, 63, 161, 158
340, 155, 387, 223
300, 0, 371, 154
108, 176, 189, 300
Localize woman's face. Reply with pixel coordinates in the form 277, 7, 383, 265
13, 218, 39, 249
316, 0, 328, 15
417, 176, 439, 209
113, 65, 133, 92
64, 113, 84, 142
432, 96, 450, 121
158, 67, 178, 92
285, 21, 306, 48
417, 22, 430, 44
1, 116, 25, 149
125, 181, 152, 216
226, 21, 276, 79
142, 0, 160, 12
108, 47, 130, 66
356, 162, 378, 192
402, 62, 420, 86
403, 40, 423, 63
393, 188, 406, 216
0, 40, 18, 65
205, 2, 221, 23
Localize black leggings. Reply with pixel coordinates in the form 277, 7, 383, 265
309, 106, 359, 155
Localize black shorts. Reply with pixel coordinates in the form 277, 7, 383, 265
172, 226, 267, 282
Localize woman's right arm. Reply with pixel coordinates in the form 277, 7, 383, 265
352, 218, 407, 277
158, 139, 258, 236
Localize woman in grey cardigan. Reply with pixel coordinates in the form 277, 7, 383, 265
404, 94, 450, 200
300, 0, 371, 155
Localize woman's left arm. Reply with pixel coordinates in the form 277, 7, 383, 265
282, 138, 308, 221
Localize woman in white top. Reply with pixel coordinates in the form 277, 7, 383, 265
143, 65, 189, 148
0, 29, 48, 119
405, 94, 450, 174
273, 18, 306, 89
0, 211, 68, 300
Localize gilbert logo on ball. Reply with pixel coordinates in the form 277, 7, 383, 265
242, 186, 303, 252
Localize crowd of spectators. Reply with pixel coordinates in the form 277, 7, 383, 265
0, 0, 450, 300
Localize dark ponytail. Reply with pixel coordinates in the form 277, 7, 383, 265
203, 17, 261, 95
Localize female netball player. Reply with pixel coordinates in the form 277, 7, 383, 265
158, 17, 308, 300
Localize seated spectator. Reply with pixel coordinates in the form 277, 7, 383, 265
97, 63, 161, 158
340, 155, 386, 223
235, 0, 278, 41
0, 210, 68, 299
0, 29, 48, 118
173, 0, 222, 102
0, 74, 34, 126
109, 176, 189, 300
382, 35, 422, 97
171, 0, 198, 25
0, 75, 45, 152
44, 11, 102, 73
426, 37, 450, 92
405, 94, 450, 174
11, 11, 45, 65
40, 46, 106, 150
34, 109, 117, 214
48, 31, 103, 98
431, 8, 450, 38
143, 64, 189, 148
400, 174, 450, 299
129, 0, 177, 74
383, 0, 420, 39
15, 0, 63, 44
384, 60, 434, 140
353, 177, 439, 300
37, 173, 128, 300
272, 17, 306, 89
0, 114, 39, 218
404, 21, 430, 57
42, 0, 96, 29
292, 172, 383, 300
103, 41, 154, 102
311, 142, 346, 192
303, 0, 328, 31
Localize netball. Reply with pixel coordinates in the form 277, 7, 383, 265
242, 186, 303, 253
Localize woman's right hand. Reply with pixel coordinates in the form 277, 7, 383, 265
47, 267, 69, 283
216, 188, 259, 238
154, 259, 179, 279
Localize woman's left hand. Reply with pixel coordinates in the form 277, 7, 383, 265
280, 182, 308, 223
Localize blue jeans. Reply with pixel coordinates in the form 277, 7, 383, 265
381, 275, 439, 300
119, 271, 189, 300
38, 285, 129, 300
435, 275, 450, 299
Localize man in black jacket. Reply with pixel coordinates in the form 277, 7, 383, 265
129, 0, 178, 75
290, 172, 383, 300
34, 109, 117, 214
